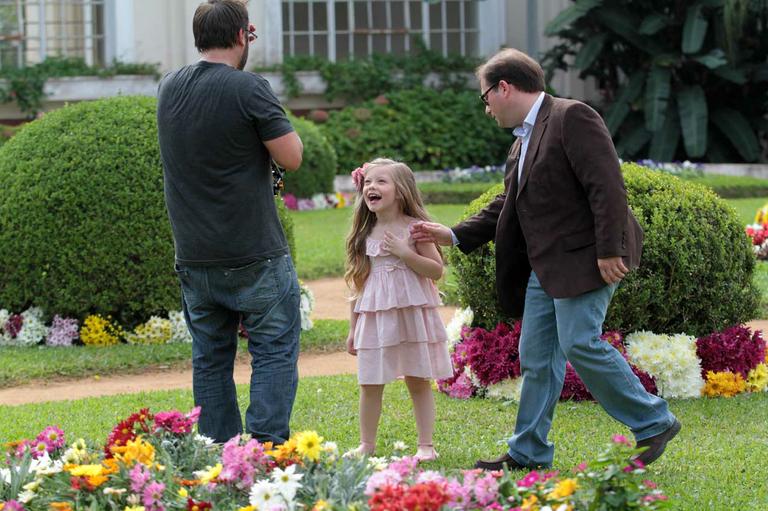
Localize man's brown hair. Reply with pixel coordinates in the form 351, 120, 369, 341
477, 48, 545, 93
193, 0, 249, 52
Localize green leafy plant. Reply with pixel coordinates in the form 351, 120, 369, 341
256, 41, 480, 102
449, 163, 760, 335
319, 87, 510, 173
542, 0, 768, 163
0, 96, 294, 326
282, 113, 337, 198
0, 57, 160, 116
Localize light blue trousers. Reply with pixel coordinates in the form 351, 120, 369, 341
507, 272, 676, 467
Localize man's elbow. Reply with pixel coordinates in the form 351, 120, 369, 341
282, 150, 303, 172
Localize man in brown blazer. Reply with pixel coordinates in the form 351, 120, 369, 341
411, 48, 680, 470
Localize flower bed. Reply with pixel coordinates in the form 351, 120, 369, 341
0, 285, 316, 349
0, 407, 671, 510
282, 192, 354, 211
439, 310, 768, 401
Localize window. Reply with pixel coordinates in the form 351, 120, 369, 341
0, 0, 105, 70
282, 0, 479, 61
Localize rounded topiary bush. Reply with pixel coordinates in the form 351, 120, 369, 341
0, 96, 295, 326
318, 87, 510, 172
449, 163, 760, 336
282, 113, 337, 198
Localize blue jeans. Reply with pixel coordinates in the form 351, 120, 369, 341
507, 272, 676, 468
176, 254, 300, 444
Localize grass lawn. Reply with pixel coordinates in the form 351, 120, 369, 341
1, 377, 766, 510
725, 196, 768, 225
0, 319, 348, 388
292, 204, 467, 280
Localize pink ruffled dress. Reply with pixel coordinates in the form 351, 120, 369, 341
353, 232, 453, 385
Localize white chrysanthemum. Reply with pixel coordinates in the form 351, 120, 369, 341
194, 434, 216, 446
392, 441, 407, 451
14, 307, 49, 347
445, 307, 473, 349
168, 311, 193, 343
463, 364, 483, 390
626, 331, 704, 398
271, 464, 302, 502
0, 467, 10, 484
321, 441, 338, 455
299, 283, 315, 331
249, 480, 286, 508
125, 315, 173, 344
366, 456, 389, 470
485, 377, 524, 402
31, 452, 63, 476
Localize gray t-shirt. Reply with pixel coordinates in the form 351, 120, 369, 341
157, 61, 293, 266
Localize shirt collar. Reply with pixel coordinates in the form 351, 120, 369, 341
512, 92, 546, 139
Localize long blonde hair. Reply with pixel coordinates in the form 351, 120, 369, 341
344, 158, 440, 296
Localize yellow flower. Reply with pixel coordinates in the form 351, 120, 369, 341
747, 363, 768, 392
238, 506, 257, 511
178, 488, 188, 498
124, 507, 145, 511
547, 478, 578, 500
49, 503, 73, 511
197, 463, 222, 484
80, 315, 122, 346
702, 370, 747, 397
312, 500, 331, 511
66, 464, 104, 478
521, 494, 539, 510
111, 437, 155, 467
295, 431, 323, 462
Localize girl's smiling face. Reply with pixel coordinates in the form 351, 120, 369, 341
363, 165, 398, 214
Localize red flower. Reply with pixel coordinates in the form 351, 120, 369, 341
186, 498, 213, 510
104, 408, 153, 457
696, 325, 766, 379
369, 484, 407, 511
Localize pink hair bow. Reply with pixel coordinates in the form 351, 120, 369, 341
351, 162, 369, 192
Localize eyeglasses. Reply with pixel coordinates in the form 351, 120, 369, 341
245, 26, 258, 42
479, 82, 499, 106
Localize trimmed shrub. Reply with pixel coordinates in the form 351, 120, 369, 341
318, 87, 510, 173
418, 181, 498, 205
0, 96, 295, 326
449, 163, 760, 336
282, 113, 337, 198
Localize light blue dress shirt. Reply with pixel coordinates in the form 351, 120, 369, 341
450, 91, 546, 246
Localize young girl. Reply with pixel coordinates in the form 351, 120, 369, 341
344, 157, 453, 461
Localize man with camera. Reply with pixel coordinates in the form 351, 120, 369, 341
157, 0, 303, 444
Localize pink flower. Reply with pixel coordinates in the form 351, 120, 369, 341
447, 373, 475, 399
364, 468, 402, 496
130, 463, 152, 493
445, 479, 472, 509
282, 193, 298, 210
143, 481, 166, 509
154, 409, 196, 435
2, 500, 24, 511
46, 316, 79, 346
473, 473, 499, 505
612, 434, 632, 446
574, 462, 588, 472
643, 479, 658, 489
219, 435, 268, 488
388, 456, 419, 478
37, 426, 65, 450
516, 470, 540, 488
351, 162, 369, 192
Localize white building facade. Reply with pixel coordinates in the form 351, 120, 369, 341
0, 0, 594, 118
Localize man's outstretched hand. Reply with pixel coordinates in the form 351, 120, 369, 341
409, 221, 454, 246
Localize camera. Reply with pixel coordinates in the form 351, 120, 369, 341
271, 160, 285, 196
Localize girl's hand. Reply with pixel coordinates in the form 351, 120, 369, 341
382, 230, 411, 258
346, 332, 357, 356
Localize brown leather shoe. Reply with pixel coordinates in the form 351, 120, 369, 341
635, 419, 682, 465
474, 452, 527, 471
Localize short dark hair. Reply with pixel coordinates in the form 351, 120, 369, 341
477, 48, 545, 93
193, 0, 249, 52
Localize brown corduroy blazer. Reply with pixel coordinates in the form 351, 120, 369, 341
453, 94, 643, 319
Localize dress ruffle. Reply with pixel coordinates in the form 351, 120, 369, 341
353, 232, 453, 384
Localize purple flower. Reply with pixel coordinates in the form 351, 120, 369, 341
282, 193, 298, 210
447, 373, 475, 399
46, 316, 79, 346
2, 500, 25, 511
464, 322, 522, 386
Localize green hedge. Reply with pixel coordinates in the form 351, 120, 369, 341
418, 181, 499, 205
448, 163, 760, 336
318, 87, 511, 173
282, 114, 337, 198
0, 96, 295, 326
682, 174, 768, 199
